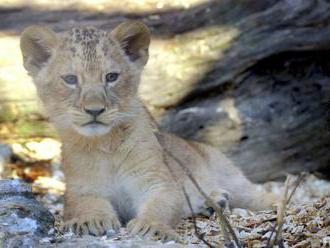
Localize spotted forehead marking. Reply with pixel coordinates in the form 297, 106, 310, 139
63, 27, 116, 69
72, 27, 99, 43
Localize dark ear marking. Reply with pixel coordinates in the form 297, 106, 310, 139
125, 49, 140, 62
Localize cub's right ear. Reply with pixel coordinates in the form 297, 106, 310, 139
20, 25, 57, 75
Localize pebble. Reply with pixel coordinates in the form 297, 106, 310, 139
106, 229, 117, 238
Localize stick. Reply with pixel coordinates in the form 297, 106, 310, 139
163, 147, 242, 248
287, 173, 305, 204
266, 174, 305, 247
272, 176, 290, 246
182, 186, 215, 248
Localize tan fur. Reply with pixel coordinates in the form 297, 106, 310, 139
20, 21, 276, 240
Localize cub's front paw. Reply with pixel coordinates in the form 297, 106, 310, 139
127, 218, 181, 242
61, 213, 121, 236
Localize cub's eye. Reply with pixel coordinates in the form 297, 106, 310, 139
105, 73, 119, 84
61, 75, 78, 85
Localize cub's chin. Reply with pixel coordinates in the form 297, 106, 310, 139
74, 122, 111, 137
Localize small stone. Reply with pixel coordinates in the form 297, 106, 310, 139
0, 144, 12, 178
39, 236, 52, 244
261, 231, 272, 240
106, 229, 117, 238
196, 221, 207, 229
0, 179, 31, 195
0, 144, 12, 161
48, 227, 55, 235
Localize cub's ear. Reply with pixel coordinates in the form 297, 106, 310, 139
111, 21, 150, 67
20, 25, 57, 75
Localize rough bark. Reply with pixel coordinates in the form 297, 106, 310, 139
0, 0, 329, 181
0, 179, 54, 247
153, 0, 330, 181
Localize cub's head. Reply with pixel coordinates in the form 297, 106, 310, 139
20, 21, 150, 137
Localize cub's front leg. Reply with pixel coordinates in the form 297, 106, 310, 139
62, 192, 121, 236
127, 187, 183, 242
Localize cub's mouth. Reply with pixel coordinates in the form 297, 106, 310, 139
74, 120, 111, 137
82, 120, 107, 127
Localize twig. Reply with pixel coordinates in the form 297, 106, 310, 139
182, 186, 215, 248
162, 146, 242, 248
267, 174, 304, 247
287, 173, 306, 204
265, 224, 276, 248
217, 207, 231, 245
266, 173, 306, 247
271, 176, 290, 246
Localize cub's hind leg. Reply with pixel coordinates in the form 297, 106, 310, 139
228, 180, 278, 211
197, 189, 231, 216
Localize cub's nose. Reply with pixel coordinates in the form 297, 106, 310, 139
84, 107, 105, 117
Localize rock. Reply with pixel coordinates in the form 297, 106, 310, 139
0, 234, 39, 248
0, 144, 12, 178
11, 138, 61, 163
0, 179, 55, 247
50, 237, 184, 248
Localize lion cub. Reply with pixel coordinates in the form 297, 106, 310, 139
20, 21, 276, 240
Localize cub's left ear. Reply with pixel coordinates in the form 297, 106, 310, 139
111, 21, 150, 67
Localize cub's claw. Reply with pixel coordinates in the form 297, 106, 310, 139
61, 214, 121, 236
127, 218, 182, 242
